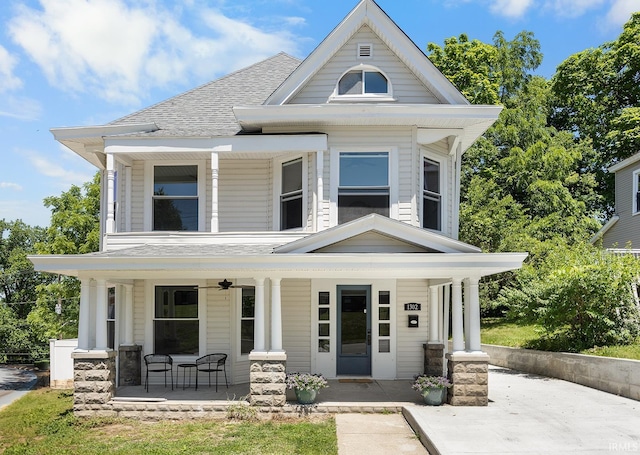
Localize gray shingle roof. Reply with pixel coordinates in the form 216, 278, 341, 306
87, 243, 282, 258
109, 52, 301, 137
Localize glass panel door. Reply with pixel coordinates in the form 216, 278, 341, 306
337, 286, 371, 375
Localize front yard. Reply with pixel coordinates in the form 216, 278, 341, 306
0, 388, 337, 455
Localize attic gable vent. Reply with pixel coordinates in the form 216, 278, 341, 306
358, 43, 372, 58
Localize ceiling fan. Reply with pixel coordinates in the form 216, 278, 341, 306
195, 279, 252, 290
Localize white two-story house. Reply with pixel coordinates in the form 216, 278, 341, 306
30, 0, 526, 409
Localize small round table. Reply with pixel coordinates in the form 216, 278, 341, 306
177, 363, 197, 390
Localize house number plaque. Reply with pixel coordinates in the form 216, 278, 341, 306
404, 302, 421, 311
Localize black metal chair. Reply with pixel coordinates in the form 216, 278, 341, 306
195, 353, 228, 392
144, 354, 173, 392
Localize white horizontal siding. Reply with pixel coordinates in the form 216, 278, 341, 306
291, 26, 439, 105
315, 231, 428, 253
604, 164, 640, 248
132, 280, 145, 347
396, 279, 429, 379
282, 279, 311, 372
218, 159, 271, 231
130, 161, 144, 232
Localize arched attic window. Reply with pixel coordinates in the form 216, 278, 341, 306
331, 65, 395, 102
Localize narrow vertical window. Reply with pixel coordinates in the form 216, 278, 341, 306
318, 291, 330, 352
422, 158, 441, 230
241, 287, 255, 354
378, 291, 390, 353
153, 165, 198, 231
338, 152, 389, 223
107, 287, 116, 350
635, 171, 640, 214
281, 158, 303, 230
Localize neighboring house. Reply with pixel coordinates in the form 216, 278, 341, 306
29, 0, 526, 409
592, 151, 640, 253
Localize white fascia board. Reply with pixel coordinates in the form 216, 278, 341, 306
104, 134, 328, 154
28, 252, 528, 279
609, 153, 640, 173
51, 123, 159, 141
590, 215, 619, 244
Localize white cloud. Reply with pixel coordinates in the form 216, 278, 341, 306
543, 0, 605, 17
25, 150, 93, 188
0, 182, 23, 191
489, 0, 535, 18
0, 45, 22, 93
0, 95, 42, 121
604, 0, 638, 28
8, 0, 301, 105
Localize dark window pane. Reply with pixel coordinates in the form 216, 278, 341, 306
423, 159, 439, 193
319, 292, 330, 305
107, 321, 115, 350
282, 159, 302, 194
319, 308, 330, 321
107, 287, 116, 319
379, 339, 390, 353
154, 198, 198, 231
155, 286, 198, 319
319, 323, 330, 337
338, 71, 362, 95
340, 291, 367, 355
364, 71, 388, 93
154, 165, 197, 196
281, 196, 303, 230
338, 193, 389, 223
379, 307, 390, 321
242, 288, 255, 318
379, 291, 390, 305
379, 323, 390, 337
318, 339, 330, 352
154, 320, 199, 355
241, 320, 254, 354
339, 152, 388, 187
423, 196, 441, 230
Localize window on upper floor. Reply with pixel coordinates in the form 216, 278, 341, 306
153, 165, 198, 231
422, 157, 442, 230
332, 66, 393, 101
280, 158, 303, 230
634, 169, 640, 215
153, 285, 199, 355
338, 152, 389, 223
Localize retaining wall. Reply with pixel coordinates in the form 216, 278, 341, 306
482, 344, 640, 401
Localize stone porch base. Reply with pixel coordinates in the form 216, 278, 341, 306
447, 352, 489, 406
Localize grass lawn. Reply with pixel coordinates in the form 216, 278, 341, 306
0, 388, 337, 455
480, 318, 640, 361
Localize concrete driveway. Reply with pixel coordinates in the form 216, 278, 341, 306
0, 365, 38, 410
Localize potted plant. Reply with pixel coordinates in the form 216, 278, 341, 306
412, 375, 452, 406
286, 372, 329, 404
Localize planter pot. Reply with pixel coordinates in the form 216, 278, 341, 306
421, 387, 446, 406
294, 388, 318, 404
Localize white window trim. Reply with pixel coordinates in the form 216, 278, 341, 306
235, 280, 256, 361
330, 65, 395, 102
144, 280, 207, 360
420, 149, 448, 233
272, 154, 308, 231
329, 147, 399, 226
633, 169, 640, 216
144, 160, 206, 232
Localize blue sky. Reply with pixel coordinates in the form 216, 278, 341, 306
0, 0, 637, 228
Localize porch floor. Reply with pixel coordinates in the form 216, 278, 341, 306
114, 378, 423, 408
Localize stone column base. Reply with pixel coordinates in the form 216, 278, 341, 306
249, 351, 287, 407
446, 352, 489, 406
72, 350, 117, 413
424, 342, 445, 376
118, 345, 142, 386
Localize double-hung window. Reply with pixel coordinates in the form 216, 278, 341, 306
153, 165, 198, 231
107, 287, 116, 350
634, 169, 640, 214
280, 158, 303, 230
422, 157, 442, 230
338, 152, 390, 224
154, 286, 199, 355
240, 287, 255, 355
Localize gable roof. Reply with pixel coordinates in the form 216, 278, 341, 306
266, 0, 469, 106
274, 214, 481, 254
109, 52, 301, 137
609, 151, 640, 173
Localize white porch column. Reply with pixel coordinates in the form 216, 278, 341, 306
451, 278, 465, 353
443, 285, 450, 355
210, 152, 219, 233
123, 284, 134, 345
105, 154, 115, 234
253, 278, 266, 352
464, 279, 471, 351
77, 279, 91, 351
270, 277, 283, 352
95, 279, 108, 350
316, 150, 324, 231
428, 285, 439, 342
468, 277, 482, 352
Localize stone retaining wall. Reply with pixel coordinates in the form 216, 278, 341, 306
482, 344, 640, 401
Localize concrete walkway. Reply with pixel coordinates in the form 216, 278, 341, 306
404, 365, 640, 454
336, 413, 428, 454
